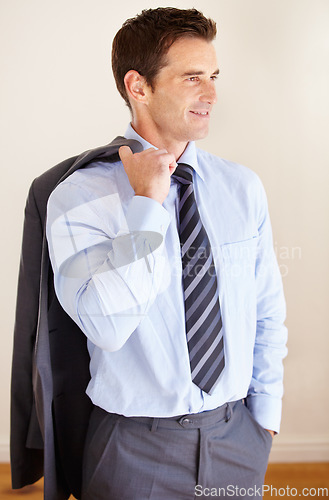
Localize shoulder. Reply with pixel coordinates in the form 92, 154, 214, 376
32, 155, 78, 193
23, 156, 78, 223
49, 160, 124, 200
196, 148, 269, 224
196, 148, 266, 198
197, 148, 260, 182
47, 159, 133, 227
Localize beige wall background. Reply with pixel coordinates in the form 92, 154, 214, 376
1, 0, 328, 463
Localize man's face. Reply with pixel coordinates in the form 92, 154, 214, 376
142, 36, 219, 152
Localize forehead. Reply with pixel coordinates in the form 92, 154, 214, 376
164, 37, 218, 72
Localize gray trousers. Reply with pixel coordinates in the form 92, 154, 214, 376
81, 399, 272, 499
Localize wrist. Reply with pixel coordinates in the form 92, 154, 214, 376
134, 191, 165, 205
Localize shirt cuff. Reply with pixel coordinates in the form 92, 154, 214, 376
125, 195, 171, 236
246, 394, 282, 434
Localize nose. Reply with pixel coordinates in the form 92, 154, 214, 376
200, 80, 217, 105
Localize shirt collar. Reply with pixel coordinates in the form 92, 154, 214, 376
124, 123, 204, 181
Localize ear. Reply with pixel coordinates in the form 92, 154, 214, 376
124, 70, 149, 105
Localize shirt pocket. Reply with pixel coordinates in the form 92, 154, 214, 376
218, 236, 259, 333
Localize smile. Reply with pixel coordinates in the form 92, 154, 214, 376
190, 111, 209, 116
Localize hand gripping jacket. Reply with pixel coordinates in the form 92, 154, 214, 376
10, 137, 143, 500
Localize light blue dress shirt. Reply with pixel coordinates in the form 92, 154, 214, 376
46, 124, 287, 433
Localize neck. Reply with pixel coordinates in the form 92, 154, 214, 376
131, 120, 188, 161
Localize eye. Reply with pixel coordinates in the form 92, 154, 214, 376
210, 75, 219, 81
187, 76, 200, 82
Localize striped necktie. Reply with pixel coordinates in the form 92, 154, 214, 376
173, 163, 225, 394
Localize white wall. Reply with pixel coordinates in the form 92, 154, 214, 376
1, 0, 328, 463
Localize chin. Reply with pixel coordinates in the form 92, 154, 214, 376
189, 128, 209, 142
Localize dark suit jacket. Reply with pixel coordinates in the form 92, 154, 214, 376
10, 136, 143, 499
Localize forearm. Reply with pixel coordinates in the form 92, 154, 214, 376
247, 323, 287, 434
75, 238, 168, 351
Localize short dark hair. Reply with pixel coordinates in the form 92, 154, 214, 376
111, 7, 217, 108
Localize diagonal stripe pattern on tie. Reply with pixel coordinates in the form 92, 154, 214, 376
173, 163, 225, 394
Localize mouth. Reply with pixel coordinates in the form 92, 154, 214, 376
190, 110, 210, 118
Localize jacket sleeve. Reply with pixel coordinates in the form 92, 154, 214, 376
10, 180, 44, 489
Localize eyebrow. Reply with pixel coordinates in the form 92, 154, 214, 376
181, 68, 220, 77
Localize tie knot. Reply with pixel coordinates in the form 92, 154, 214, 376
173, 163, 194, 185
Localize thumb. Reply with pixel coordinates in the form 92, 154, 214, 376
119, 145, 133, 163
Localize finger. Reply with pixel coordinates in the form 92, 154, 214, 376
153, 148, 168, 155
144, 147, 157, 153
169, 162, 178, 175
154, 150, 175, 162
169, 160, 178, 175
164, 153, 176, 168
158, 152, 176, 174
119, 145, 133, 162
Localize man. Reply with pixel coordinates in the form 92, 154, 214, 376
18, 7, 287, 500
